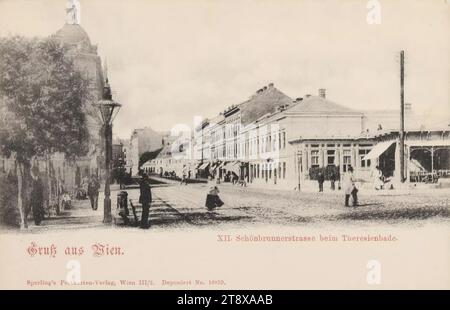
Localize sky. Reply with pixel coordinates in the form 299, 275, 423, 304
0, 0, 449, 139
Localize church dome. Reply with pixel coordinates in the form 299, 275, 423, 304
54, 24, 92, 52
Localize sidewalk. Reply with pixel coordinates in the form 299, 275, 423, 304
16, 194, 105, 233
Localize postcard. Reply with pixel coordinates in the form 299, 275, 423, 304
0, 0, 449, 290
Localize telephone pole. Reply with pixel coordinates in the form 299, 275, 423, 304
399, 50, 405, 183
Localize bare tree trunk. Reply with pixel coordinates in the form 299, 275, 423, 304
16, 161, 28, 230
46, 153, 52, 217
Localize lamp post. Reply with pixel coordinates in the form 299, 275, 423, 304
96, 79, 121, 224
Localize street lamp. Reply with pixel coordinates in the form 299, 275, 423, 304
96, 78, 121, 224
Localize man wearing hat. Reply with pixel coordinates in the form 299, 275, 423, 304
30, 166, 44, 225
139, 173, 152, 229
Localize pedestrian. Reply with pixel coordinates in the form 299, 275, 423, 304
139, 173, 152, 229
180, 173, 187, 185
317, 170, 325, 192
30, 166, 44, 225
371, 166, 384, 190
87, 174, 100, 211
205, 186, 224, 211
330, 169, 336, 190
343, 166, 358, 207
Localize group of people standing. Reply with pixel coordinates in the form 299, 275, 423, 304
316, 167, 358, 207
316, 170, 337, 192
27, 167, 101, 226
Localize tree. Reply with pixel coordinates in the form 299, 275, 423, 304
0, 36, 91, 229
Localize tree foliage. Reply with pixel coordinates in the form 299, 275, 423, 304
0, 36, 92, 228
0, 36, 90, 162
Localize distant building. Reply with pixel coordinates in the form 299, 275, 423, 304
112, 139, 124, 167
123, 140, 132, 173
129, 127, 166, 175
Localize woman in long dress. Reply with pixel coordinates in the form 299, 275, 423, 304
205, 186, 224, 211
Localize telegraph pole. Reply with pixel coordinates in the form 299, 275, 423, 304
399, 50, 405, 183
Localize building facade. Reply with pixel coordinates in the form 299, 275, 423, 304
128, 127, 166, 176
143, 84, 449, 190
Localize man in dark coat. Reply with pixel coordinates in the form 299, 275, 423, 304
30, 166, 44, 225
317, 170, 325, 192
330, 170, 336, 191
139, 173, 152, 229
87, 175, 100, 210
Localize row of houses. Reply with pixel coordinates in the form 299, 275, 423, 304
142, 84, 450, 190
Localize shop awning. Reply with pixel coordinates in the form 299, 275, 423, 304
410, 159, 426, 172
210, 162, 219, 171
226, 161, 241, 174
363, 141, 395, 160
198, 162, 210, 170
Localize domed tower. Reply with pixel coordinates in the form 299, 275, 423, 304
53, 0, 105, 181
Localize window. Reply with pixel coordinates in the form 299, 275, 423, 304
282, 132, 286, 149
327, 150, 335, 166
278, 162, 281, 179
359, 148, 372, 168
343, 150, 351, 172
268, 164, 272, 179
311, 150, 320, 168
279, 132, 282, 150
283, 162, 286, 179
272, 133, 278, 151
257, 164, 260, 178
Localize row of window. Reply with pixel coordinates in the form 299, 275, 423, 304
310, 148, 372, 170
250, 162, 287, 180
210, 131, 287, 160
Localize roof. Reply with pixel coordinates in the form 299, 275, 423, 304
154, 143, 173, 159
284, 95, 363, 116
372, 127, 450, 138
55, 24, 91, 44
288, 128, 376, 144
289, 134, 371, 144
208, 114, 225, 127
54, 24, 93, 53
239, 85, 292, 125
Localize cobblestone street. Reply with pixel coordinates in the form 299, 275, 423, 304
147, 180, 450, 229
9, 179, 449, 234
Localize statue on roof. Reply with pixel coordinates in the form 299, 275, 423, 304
66, 0, 81, 25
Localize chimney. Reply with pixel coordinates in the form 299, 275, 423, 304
305, 94, 311, 98
268, 83, 274, 88
318, 88, 326, 98
405, 103, 412, 110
